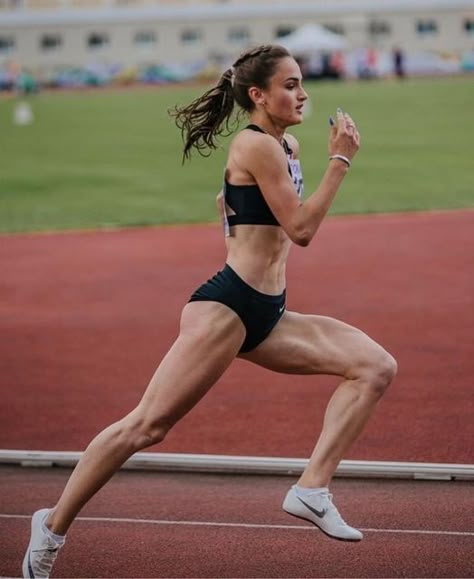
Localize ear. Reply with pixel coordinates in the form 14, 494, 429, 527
248, 86, 266, 106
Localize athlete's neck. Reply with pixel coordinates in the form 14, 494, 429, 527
248, 118, 286, 144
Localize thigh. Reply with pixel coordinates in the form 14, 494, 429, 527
137, 300, 246, 425
239, 310, 390, 379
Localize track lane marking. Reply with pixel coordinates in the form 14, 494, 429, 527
1, 513, 473, 537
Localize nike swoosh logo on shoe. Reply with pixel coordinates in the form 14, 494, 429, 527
28, 552, 35, 578
296, 496, 328, 518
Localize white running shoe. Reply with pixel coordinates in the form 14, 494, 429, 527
283, 485, 363, 541
22, 509, 65, 578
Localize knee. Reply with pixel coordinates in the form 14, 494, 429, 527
136, 418, 170, 450
362, 351, 398, 398
118, 411, 172, 452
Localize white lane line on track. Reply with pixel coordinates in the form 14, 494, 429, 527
1, 513, 473, 537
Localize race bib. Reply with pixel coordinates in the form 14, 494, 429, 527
288, 158, 304, 198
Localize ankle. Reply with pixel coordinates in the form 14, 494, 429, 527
45, 509, 68, 538
297, 475, 331, 489
295, 485, 328, 498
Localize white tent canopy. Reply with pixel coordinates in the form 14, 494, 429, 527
279, 23, 347, 54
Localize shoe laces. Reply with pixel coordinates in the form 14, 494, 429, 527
32, 536, 61, 576
319, 491, 347, 525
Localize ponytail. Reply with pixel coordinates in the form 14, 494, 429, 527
170, 44, 291, 161
170, 68, 240, 162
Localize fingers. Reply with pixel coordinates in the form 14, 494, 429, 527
344, 113, 358, 135
336, 107, 344, 124
353, 127, 361, 147
328, 108, 360, 161
336, 108, 360, 144
339, 109, 357, 131
334, 108, 356, 129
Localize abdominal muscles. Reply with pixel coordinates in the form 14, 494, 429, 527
224, 224, 292, 294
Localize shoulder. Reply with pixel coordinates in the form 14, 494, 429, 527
283, 132, 300, 159
230, 128, 287, 165
231, 127, 278, 151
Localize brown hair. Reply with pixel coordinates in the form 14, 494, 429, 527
170, 44, 291, 160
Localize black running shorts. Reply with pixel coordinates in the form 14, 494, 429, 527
189, 264, 286, 353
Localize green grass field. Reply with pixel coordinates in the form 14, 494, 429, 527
0, 76, 473, 233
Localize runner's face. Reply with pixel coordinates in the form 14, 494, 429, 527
263, 57, 308, 126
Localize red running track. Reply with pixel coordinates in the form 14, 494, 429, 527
1, 466, 473, 578
1, 210, 474, 462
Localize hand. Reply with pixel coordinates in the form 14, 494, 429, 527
328, 108, 360, 162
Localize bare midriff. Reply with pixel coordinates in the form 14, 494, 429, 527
225, 224, 292, 295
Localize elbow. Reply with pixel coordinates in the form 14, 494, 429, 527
284, 211, 321, 246
293, 234, 311, 247
290, 226, 313, 247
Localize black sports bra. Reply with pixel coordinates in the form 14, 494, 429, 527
223, 124, 303, 234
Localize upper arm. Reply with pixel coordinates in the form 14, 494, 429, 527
243, 135, 304, 240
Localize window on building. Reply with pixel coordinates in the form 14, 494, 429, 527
40, 34, 62, 52
0, 0, 20, 8
87, 32, 110, 50
275, 25, 295, 38
0, 36, 15, 55
180, 29, 202, 45
464, 18, 474, 34
134, 31, 156, 49
324, 23, 345, 36
227, 27, 250, 44
368, 19, 391, 37
416, 19, 438, 35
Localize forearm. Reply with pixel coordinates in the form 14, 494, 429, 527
292, 160, 349, 245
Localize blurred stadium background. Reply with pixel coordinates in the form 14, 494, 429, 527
1, 0, 474, 90
1, 0, 474, 234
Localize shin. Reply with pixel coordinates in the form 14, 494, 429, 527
299, 351, 397, 488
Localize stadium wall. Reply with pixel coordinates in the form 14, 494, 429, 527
1, 0, 474, 71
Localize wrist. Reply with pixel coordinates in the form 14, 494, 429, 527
328, 157, 349, 174
329, 154, 351, 168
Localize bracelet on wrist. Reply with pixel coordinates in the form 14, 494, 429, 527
329, 154, 351, 168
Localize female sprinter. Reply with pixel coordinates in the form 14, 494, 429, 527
23, 44, 397, 578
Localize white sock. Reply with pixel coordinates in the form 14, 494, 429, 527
42, 519, 65, 544
295, 485, 328, 498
